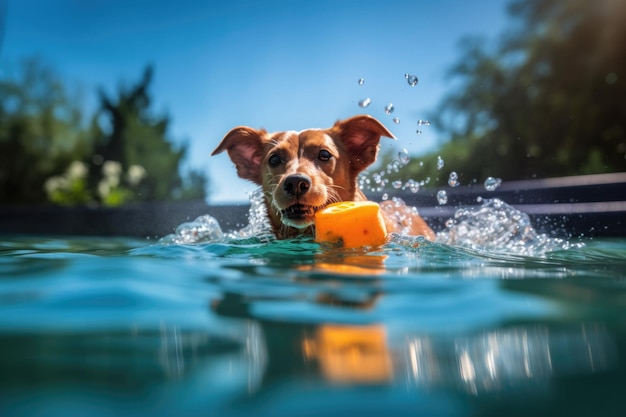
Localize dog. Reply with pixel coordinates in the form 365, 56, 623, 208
211, 115, 435, 241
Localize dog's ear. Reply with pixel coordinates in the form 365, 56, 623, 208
330, 115, 395, 173
211, 127, 267, 184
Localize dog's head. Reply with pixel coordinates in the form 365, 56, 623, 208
212, 115, 394, 236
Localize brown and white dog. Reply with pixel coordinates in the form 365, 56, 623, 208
212, 115, 435, 240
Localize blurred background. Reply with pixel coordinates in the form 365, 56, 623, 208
1, 0, 624, 207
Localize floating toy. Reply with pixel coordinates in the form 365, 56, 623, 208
314, 201, 388, 248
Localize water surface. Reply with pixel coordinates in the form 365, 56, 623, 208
1, 230, 625, 416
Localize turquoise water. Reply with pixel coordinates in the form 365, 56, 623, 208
1, 202, 626, 416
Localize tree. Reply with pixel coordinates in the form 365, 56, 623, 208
90, 66, 209, 203
0, 59, 209, 206
0, 58, 90, 204
399, 0, 626, 186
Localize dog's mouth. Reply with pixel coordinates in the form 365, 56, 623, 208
281, 203, 327, 227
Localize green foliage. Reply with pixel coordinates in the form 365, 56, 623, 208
90, 66, 208, 203
0, 59, 210, 206
0, 58, 90, 204
411, 0, 626, 186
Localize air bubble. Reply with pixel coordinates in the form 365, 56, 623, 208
417, 120, 431, 126
358, 78, 365, 85
437, 190, 448, 205
405, 73, 419, 87
416, 130, 422, 135
384, 103, 394, 114
392, 180, 403, 189
358, 98, 371, 108
437, 156, 444, 170
393, 117, 400, 124
448, 171, 459, 187
382, 193, 389, 201
484, 177, 502, 191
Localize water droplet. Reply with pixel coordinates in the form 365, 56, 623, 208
484, 177, 502, 191
448, 171, 459, 187
392, 180, 403, 189
436, 156, 444, 170
384, 103, 394, 114
417, 120, 430, 126
416, 130, 422, 135
406, 179, 420, 193
358, 77, 365, 85
382, 193, 389, 201
437, 190, 448, 205
405, 74, 419, 87
392, 117, 400, 124
398, 148, 410, 165
358, 97, 371, 108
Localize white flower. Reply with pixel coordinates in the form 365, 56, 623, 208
102, 160, 122, 179
97, 179, 111, 198
126, 164, 146, 186
44, 176, 65, 194
66, 161, 88, 180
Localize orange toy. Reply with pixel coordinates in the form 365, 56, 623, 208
314, 201, 388, 248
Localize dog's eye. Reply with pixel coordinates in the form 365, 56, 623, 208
268, 153, 282, 167
318, 150, 332, 161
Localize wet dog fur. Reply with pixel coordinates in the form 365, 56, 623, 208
212, 115, 434, 240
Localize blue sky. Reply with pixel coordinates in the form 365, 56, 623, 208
1, 0, 510, 203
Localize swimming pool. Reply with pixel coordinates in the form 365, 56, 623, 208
1, 199, 625, 417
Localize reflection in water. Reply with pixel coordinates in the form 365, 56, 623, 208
213, 290, 618, 397
303, 324, 392, 384
400, 323, 616, 395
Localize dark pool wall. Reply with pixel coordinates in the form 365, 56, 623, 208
0, 173, 624, 238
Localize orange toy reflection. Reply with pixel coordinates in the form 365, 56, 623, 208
303, 324, 392, 384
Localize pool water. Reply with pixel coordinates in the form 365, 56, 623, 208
1, 200, 626, 417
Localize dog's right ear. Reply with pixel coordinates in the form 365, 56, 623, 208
211, 127, 266, 185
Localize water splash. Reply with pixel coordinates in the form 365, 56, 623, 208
226, 187, 275, 241
448, 172, 459, 187
484, 177, 502, 191
398, 148, 410, 165
159, 215, 224, 245
437, 190, 448, 205
405, 73, 419, 87
437, 198, 582, 256
406, 179, 420, 193
358, 98, 371, 108
159, 188, 274, 245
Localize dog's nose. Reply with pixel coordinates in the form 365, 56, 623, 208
283, 174, 311, 196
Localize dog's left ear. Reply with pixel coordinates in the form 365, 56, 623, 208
330, 115, 395, 173
211, 127, 266, 185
